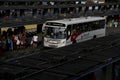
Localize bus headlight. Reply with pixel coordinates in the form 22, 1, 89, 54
57, 40, 60, 44
62, 41, 66, 44
44, 38, 50, 42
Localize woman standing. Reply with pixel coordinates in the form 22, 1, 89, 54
32, 33, 38, 48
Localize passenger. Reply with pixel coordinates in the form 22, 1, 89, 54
18, 32, 23, 49
20, 35, 25, 48
7, 35, 13, 51
113, 20, 118, 28
16, 32, 22, 49
51, 33, 54, 38
22, 31, 26, 47
32, 33, 38, 48
58, 31, 63, 38
19, 31, 26, 49
51, 32, 56, 38
71, 30, 77, 44
16, 38, 20, 49
13, 30, 18, 49
1, 32, 7, 51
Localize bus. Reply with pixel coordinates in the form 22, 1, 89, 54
42, 16, 106, 48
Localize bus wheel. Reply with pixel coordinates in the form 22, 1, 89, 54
93, 35, 96, 39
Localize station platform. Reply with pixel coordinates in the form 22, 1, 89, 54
0, 27, 120, 80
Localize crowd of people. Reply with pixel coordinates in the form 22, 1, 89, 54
0, 27, 39, 55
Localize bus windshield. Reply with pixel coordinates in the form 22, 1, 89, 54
44, 26, 66, 39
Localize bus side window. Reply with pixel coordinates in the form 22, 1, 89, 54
67, 25, 72, 39
99, 20, 105, 28
82, 24, 86, 32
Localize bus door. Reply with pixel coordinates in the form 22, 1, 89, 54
66, 25, 72, 44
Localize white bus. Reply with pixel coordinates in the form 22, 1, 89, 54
42, 17, 106, 48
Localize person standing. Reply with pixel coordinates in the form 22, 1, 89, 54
32, 33, 38, 48
71, 30, 77, 44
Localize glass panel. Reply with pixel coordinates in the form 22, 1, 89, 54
44, 26, 66, 39
46, 22, 65, 27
